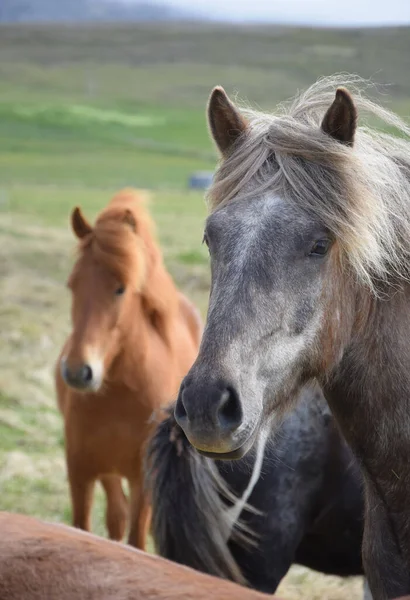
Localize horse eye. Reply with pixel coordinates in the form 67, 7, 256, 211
309, 239, 331, 257
115, 285, 125, 296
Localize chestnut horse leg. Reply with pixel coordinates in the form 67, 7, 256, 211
67, 464, 95, 533
127, 473, 151, 550
100, 474, 128, 541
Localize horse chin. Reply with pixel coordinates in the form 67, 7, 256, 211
67, 380, 103, 394
196, 427, 259, 461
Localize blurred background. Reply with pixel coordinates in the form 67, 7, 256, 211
0, 1, 409, 598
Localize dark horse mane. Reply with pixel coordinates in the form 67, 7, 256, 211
146, 405, 258, 587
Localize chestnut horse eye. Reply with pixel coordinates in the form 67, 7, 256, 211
309, 239, 331, 257
115, 285, 125, 296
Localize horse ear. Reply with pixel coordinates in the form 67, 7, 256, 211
123, 209, 137, 232
71, 207, 92, 239
321, 87, 357, 146
207, 86, 248, 156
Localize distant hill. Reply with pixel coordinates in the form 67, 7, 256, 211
0, 0, 203, 23
2, 22, 410, 112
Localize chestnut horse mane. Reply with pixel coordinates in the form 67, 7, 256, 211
208, 74, 410, 293
73, 189, 179, 320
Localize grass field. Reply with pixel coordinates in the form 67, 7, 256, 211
1, 21, 410, 599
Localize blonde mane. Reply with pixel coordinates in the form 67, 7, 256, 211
88, 190, 157, 291
74, 189, 178, 318
207, 75, 410, 292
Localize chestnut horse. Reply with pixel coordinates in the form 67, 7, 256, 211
0, 512, 278, 600
56, 189, 201, 549
1, 513, 406, 600
174, 76, 410, 599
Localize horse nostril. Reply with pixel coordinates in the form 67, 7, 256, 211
61, 359, 75, 385
174, 378, 189, 423
81, 364, 93, 383
175, 394, 187, 423
217, 386, 243, 432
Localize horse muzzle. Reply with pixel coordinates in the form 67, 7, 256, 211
174, 376, 256, 458
60, 358, 102, 392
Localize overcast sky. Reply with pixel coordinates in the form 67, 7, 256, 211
147, 0, 410, 26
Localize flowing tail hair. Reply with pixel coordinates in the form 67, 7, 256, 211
145, 405, 259, 587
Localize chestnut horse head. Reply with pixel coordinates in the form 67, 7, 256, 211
61, 189, 174, 392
